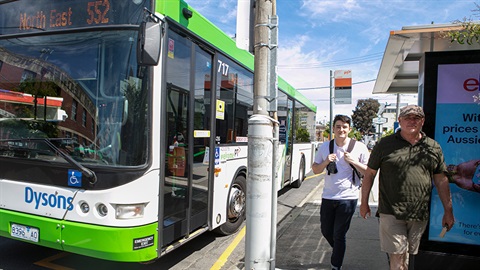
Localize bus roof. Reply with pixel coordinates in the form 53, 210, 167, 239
156, 0, 316, 113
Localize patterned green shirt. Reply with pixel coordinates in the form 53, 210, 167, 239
368, 131, 447, 221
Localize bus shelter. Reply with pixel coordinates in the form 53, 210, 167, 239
374, 23, 480, 268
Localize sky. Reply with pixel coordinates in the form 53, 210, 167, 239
184, 0, 477, 122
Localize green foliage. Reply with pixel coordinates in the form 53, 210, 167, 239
445, 3, 480, 45
445, 4, 480, 106
14, 79, 61, 120
0, 119, 58, 139
296, 127, 311, 142
383, 129, 394, 137
349, 128, 362, 141
323, 121, 330, 138
446, 20, 480, 45
18, 78, 59, 97
351, 98, 380, 135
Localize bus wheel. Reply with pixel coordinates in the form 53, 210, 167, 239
292, 156, 305, 188
215, 175, 246, 235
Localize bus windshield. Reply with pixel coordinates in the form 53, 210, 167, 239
0, 30, 149, 167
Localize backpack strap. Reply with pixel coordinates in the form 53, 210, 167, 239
346, 139, 363, 185
346, 138, 356, 153
327, 140, 335, 175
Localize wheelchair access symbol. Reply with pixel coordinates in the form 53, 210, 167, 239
68, 169, 82, 187
214, 147, 220, 165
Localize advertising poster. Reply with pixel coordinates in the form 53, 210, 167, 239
429, 63, 480, 245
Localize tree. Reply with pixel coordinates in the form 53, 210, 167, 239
383, 129, 394, 138
17, 78, 60, 120
295, 127, 311, 142
351, 98, 380, 135
322, 122, 330, 140
445, 3, 480, 45
444, 3, 480, 106
293, 108, 313, 142
349, 128, 362, 141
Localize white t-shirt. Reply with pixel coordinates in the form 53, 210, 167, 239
314, 138, 370, 200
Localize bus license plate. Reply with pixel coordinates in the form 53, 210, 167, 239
11, 223, 39, 243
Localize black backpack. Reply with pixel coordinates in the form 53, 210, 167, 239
329, 139, 363, 186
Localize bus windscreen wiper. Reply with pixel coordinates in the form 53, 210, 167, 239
0, 138, 97, 186
41, 138, 97, 186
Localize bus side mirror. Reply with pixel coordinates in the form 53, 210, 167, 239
137, 21, 161, 66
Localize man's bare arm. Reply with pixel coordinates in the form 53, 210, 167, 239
360, 167, 377, 219
433, 173, 455, 230
312, 159, 330, 175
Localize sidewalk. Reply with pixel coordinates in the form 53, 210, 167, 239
274, 177, 388, 270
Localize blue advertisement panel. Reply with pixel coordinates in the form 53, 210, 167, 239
428, 63, 480, 245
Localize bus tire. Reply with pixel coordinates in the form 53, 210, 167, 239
292, 156, 305, 188
215, 174, 246, 235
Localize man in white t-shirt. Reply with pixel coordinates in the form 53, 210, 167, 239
312, 115, 370, 270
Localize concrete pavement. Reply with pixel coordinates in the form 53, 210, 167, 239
274, 175, 388, 270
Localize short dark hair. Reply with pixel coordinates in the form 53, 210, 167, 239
333, 115, 351, 126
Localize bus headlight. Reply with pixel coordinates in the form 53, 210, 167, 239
115, 204, 145, 219
80, 202, 90, 213
97, 203, 108, 217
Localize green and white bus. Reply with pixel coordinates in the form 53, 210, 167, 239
0, 0, 317, 262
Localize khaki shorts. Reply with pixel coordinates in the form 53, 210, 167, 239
379, 214, 427, 255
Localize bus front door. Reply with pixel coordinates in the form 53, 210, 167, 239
162, 32, 212, 247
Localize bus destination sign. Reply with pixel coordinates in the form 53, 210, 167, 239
20, 0, 110, 31
0, 0, 151, 35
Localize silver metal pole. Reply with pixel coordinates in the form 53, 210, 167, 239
246, 115, 274, 270
268, 5, 279, 269
396, 93, 401, 119
329, 70, 334, 139
270, 120, 279, 270
246, 0, 275, 269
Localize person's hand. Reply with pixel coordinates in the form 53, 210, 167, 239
447, 159, 480, 192
360, 203, 371, 219
442, 211, 455, 232
326, 153, 337, 163
344, 152, 354, 164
